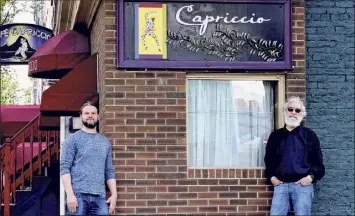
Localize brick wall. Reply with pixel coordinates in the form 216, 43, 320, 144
288, 0, 307, 102
90, 1, 107, 133
305, 0, 354, 215
94, 0, 307, 215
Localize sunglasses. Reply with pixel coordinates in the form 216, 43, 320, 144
287, 107, 301, 113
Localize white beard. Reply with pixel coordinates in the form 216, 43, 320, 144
285, 116, 302, 127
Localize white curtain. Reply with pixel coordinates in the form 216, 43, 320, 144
188, 80, 274, 167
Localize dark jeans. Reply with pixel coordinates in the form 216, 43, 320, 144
66, 193, 109, 216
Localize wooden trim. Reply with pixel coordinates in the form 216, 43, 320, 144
54, 0, 100, 33
87, 0, 101, 28
54, 0, 72, 33
276, 74, 286, 129
187, 73, 285, 80
185, 73, 286, 168
53, 0, 62, 34
69, 0, 81, 30
188, 167, 266, 169
76, 0, 101, 29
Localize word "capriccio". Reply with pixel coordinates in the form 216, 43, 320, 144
176, 5, 271, 35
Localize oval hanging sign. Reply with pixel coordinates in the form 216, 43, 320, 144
0, 23, 53, 64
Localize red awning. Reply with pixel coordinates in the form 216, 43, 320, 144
1, 105, 40, 122
40, 54, 98, 117
0, 105, 39, 138
28, 30, 90, 79
0, 105, 60, 137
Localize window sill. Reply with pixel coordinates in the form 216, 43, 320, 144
187, 168, 266, 179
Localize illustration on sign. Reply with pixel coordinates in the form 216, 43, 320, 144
166, 3, 284, 62
167, 25, 283, 62
135, 3, 167, 59
0, 24, 53, 63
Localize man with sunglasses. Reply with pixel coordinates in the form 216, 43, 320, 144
265, 97, 325, 216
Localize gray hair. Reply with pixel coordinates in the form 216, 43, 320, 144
283, 96, 306, 118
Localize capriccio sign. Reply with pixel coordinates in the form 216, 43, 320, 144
175, 5, 271, 36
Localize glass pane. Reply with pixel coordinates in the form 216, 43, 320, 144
188, 80, 274, 167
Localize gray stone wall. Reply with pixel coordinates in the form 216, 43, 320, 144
306, 0, 354, 215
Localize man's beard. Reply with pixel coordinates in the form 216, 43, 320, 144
285, 116, 302, 127
82, 119, 98, 129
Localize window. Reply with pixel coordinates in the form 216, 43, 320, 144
187, 74, 285, 168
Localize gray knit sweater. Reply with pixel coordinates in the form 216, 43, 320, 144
60, 130, 115, 197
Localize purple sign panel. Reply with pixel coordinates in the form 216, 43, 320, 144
117, 0, 292, 70
0, 24, 53, 64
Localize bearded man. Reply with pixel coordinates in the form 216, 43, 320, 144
264, 97, 325, 216
60, 102, 116, 215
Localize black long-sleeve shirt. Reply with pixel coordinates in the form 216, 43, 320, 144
264, 126, 325, 183
279, 126, 311, 182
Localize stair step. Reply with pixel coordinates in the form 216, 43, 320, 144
0, 203, 17, 216
3, 160, 59, 215
16, 188, 32, 192
14, 176, 52, 216
32, 176, 52, 193
1, 203, 16, 206
15, 190, 32, 204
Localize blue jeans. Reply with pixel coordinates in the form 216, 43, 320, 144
270, 183, 314, 216
66, 193, 109, 216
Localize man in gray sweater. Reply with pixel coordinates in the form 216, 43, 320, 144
60, 102, 116, 215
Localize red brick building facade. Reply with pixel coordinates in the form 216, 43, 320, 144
56, 0, 306, 215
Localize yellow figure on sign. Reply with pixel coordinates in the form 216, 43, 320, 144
141, 11, 161, 52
